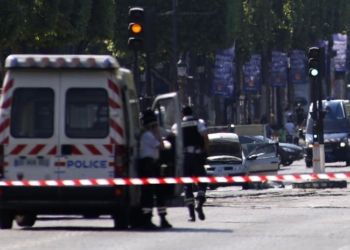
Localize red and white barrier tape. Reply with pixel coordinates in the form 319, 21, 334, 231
0, 173, 349, 186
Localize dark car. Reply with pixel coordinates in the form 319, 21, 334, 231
303, 100, 350, 168
238, 135, 303, 166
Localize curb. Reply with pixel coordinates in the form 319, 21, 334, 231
292, 180, 347, 189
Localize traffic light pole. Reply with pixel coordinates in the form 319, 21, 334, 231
317, 77, 325, 173
145, 51, 153, 108
133, 50, 140, 96
311, 76, 321, 173
311, 75, 325, 174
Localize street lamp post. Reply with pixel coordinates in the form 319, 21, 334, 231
177, 60, 187, 104
172, 0, 179, 91
197, 64, 205, 119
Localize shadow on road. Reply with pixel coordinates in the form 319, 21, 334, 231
22, 226, 233, 233
325, 164, 348, 169
36, 216, 110, 221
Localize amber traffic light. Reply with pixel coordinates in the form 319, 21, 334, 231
128, 7, 145, 50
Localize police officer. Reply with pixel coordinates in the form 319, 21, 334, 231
139, 108, 172, 229
172, 105, 209, 222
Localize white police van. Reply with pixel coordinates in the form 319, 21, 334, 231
0, 54, 183, 229
304, 99, 350, 167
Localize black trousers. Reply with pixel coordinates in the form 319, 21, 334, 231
183, 153, 207, 206
138, 157, 167, 216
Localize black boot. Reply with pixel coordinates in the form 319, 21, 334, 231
195, 201, 205, 221
188, 204, 196, 222
143, 214, 158, 230
160, 215, 172, 228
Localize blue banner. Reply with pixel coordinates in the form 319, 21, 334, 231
346, 49, 350, 71
270, 50, 288, 87
333, 33, 347, 72
290, 50, 306, 84
212, 45, 235, 97
243, 54, 261, 92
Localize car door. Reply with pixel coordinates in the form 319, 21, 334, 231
152, 92, 183, 197
243, 142, 279, 175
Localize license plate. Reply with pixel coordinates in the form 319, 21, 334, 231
215, 174, 227, 177
14, 158, 50, 167
325, 148, 333, 152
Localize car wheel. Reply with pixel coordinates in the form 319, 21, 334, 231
278, 154, 293, 166
15, 214, 36, 227
282, 161, 293, 167
0, 210, 14, 229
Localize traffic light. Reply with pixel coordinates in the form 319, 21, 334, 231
127, 7, 157, 52
128, 7, 145, 51
307, 47, 325, 78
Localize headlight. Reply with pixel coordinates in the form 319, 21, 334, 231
281, 147, 295, 152
340, 139, 347, 147
305, 139, 313, 148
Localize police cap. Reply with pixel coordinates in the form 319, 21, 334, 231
141, 108, 157, 126
182, 105, 193, 116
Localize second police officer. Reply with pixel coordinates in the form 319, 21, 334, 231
172, 105, 210, 222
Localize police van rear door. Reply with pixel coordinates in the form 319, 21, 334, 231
152, 92, 183, 196
4, 71, 59, 181
58, 70, 119, 180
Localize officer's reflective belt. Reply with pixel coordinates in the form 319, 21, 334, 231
0, 173, 350, 186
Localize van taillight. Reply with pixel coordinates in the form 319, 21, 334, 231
0, 145, 4, 178
114, 145, 124, 177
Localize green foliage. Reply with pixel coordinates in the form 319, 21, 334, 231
1, 0, 350, 61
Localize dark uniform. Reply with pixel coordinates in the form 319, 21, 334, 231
181, 115, 207, 222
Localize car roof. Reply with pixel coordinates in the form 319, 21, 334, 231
239, 134, 259, 139
208, 132, 239, 142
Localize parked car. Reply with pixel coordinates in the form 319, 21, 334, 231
204, 133, 279, 189
238, 135, 303, 167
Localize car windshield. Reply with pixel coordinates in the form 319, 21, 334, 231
253, 135, 275, 143
209, 139, 242, 159
306, 118, 348, 134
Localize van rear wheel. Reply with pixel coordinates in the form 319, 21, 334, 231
112, 209, 129, 230
0, 210, 14, 229
15, 214, 36, 227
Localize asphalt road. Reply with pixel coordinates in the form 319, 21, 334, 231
280, 158, 350, 176
1, 159, 350, 250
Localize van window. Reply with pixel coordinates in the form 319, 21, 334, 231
11, 88, 54, 138
154, 99, 178, 131
306, 102, 350, 134
65, 88, 109, 138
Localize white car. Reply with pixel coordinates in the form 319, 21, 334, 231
204, 133, 279, 188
